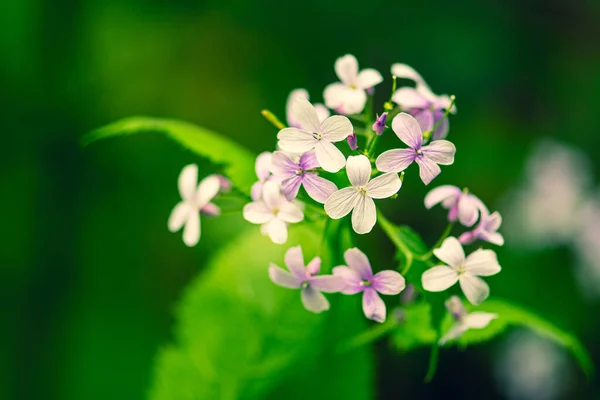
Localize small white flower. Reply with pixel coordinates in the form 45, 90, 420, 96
168, 164, 221, 247
286, 89, 330, 128
421, 237, 501, 305
439, 296, 498, 344
324, 155, 401, 234
243, 181, 304, 244
324, 54, 383, 115
277, 98, 353, 173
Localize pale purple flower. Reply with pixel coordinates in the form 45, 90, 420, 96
439, 295, 497, 344
271, 150, 337, 203
425, 185, 485, 227
347, 133, 358, 150
250, 152, 274, 201
269, 246, 344, 313
243, 181, 304, 244
323, 54, 383, 115
390, 63, 456, 141
375, 113, 455, 185
286, 89, 330, 128
277, 98, 353, 173
168, 164, 221, 247
333, 248, 406, 322
372, 112, 387, 136
459, 207, 504, 246
421, 237, 501, 305
325, 155, 401, 234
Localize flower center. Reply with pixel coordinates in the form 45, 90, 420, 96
295, 169, 305, 176
272, 207, 279, 216
359, 280, 372, 287
349, 83, 358, 90
312, 132, 323, 140
456, 264, 466, 275
356, 186, 367, 196
301, 281, 309, 289
415, 148, 423, 155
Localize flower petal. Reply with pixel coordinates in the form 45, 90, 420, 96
182, 210, 200, 247
375, 148, 416, 173
302, 173, 337, 203
391, 87, 430, 109
414, 109, 435, 133
277, 128, 318, 153
366, 172, 401, 199
266, 218, 288, 244
439, 322, 467, 345
356, 68, 383, 89
372, 270, 406, 295
200, 202, 221, 216
459, 274, 490, 305
333, 265, 363, 294
421, 266, 459, 292
390, 63, 427, 85
298, 150, 320, 170
431, 111, 449, 140
362, 288, 386, 323
310, 275, 345, 293
284, 245, 306, 278
481, 231, 505, 246
346, 154, 371, 187
277, 202, 304, 223
314, 104, 331, 122
306, 257, 321, 275
486, 211, 503, 231
433, 237, 465, 267
335, 54, 359, 85
269, 263, 302, 289
301, 286, 330, 313
292, 97, 321, 133
351, 195, 376, 234
424, 185, 461, 209
243, 201, 273, 224
178, 164, 198, 201
286, 89, 309, 128
324, 187, 359, 219
323, 82, 349, 109
340, 89, 368, 115
255, 152, 273, 181
343, 247, 373, 279
321, 115, 353, 142
250, 181, 263, 201
281, 176, 303, 202
196, 175, 221, 208
464, 312, 498, 329
262, 180, 282, 210
391, 113, 423, 149
415, 156, 442, 185
458, 194, 483, 227
465, 249, 501, 276
422, 140, 456, 165
271, 151, 298, 177
315, 140, 346, 173
168, 202, 191, 232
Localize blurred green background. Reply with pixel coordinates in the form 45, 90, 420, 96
2, 0, 600, 399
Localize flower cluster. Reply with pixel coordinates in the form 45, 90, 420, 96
167, 55, 505, 333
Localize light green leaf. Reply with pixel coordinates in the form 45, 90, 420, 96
391, 302, 437, 352
394, 225, 428, 256
82, 116, 256, 195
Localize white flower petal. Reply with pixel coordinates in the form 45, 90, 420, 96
424, 185, 461, 209
433, 237, 465, 268
262, 180, 282, 210
324, 187, 359, 219
464, 312, 498, 329
346, 155, 372, 187
301, 286, 330, 313
277, 128, 318, 153
178, 164, 198, 201
323, 82, 349, 109
196, 175, 221, 208
314, 104, 331, 122
415, 156, 442, 185
375, 148, 416, 173
168, 202, 191, 232
335, 54, 359, 85
422, 140, 456, 165
269, 263, 302, 288
351, 195, 376, 234
286, 89, 309, 128
465, 249, 501, 276
243, 201, 273, 224
421, 266, 459, 292
182, 210, 200, 247
321, 115, 353, 142
284, 246, 306, 277
391, 113, 423, 149
457, 194, 483, 227
439, 322, 468, 345
315, 140, 346, 173
291, 97, 322, 133
266, 218, 288, 244
356, 68, 383, 89
366, 172, 401, 199
340, 89, 367, 115
277, 202, 304, 223
390, 63, 427, 85
459, 273, 490, 305
391, 88, 430, 109
254, 152, 273, 181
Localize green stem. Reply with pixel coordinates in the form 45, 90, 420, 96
425, 95, 456, 137
260, 109, 286, 130
424, 341, 440, 382
415, 222, 454, 261
377, 212, 414, 275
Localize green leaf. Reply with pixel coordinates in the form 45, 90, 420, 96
149, 224, 372, 400
394, 225, 428, 256
82, 116, 257, 195
391, 302, 437, 351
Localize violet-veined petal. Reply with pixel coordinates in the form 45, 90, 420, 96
324, 187, 359, 219
351, 195, 376, 234
178, 164, 198, 201
309, 275, 345, 293
335, 54, 359, 85
196, 175, 221, 208
343, 248, 373, 279
299, 150, 320, 170
321, 115, 353, 142
433, 237, 465, 268
391, 113, 423, 149
372, 270, 406, 295
465, 249, 501, 276
333, 265, 364, 294
266, 218, 288, 244
346, 155, 372, 187
269, 263, 302, 289
302, 173, 337, 204
422, 140, 456, 165
243, 202, 273, 224
255, 152, 273, 181
391, 88, 430, 110
301, 286, 330, 313
424, 185, 461, 209
363, 287, 386, 323
281, 176, 303, 201
182, 210, 200, 247
366, 172, 401, 199
271, 151, 299, 177
421, 266, 459, 291
464, 312, 498, 329
277, 128, 318, 153
277, 201, 304, 223
168, 202, 191, 232
414, 109, 435, 133
355, 68, 383, 89
292, 97, 321, 133
315, 140, 346, 173
459, 273, 490, 305
306, 257, 321, 275
415, 156, 442, 185
375, 148, 416, 173
284, 245, 306, 276
432, 113, 449, 140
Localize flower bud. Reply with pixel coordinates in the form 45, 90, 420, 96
400, 284, 417, 305
216, 175, 232, 193
372, 112, 387, 136
347, 133, 358, 150
445, 295, 467, 321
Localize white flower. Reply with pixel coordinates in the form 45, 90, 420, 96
286, 89, 330, 128
439, 296, 498, 344
168, 164, 221, 247
324, 155, 401, 234
277, 98, 353, 173
421, 237, 501, 305
324, 54, 383, 115
243, 181, 304, 244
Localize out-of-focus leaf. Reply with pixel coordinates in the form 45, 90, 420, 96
394, 225, 428, 256
82, 117, 256, 194
391, 302, 437, 351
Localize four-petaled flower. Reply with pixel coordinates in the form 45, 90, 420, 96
251, 152, 275, 201
325, 155, 401, 234
168, 164, 221, 247
425, 185, 485, 227
391, 63, 456, 141
271, 150, 337, 203
286, 89, 329, 128
277, 98, 353, 173
324, 54, 383, 115
269, 246, 344, 313
421, 237, 501, 305
376, 113, 456, 185
459, 207, 504, 246
243, 181, 304, 244
334, 248, 406, 322
439, 295, 498, 344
